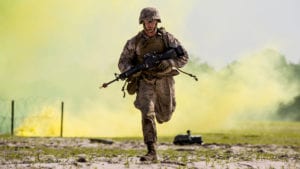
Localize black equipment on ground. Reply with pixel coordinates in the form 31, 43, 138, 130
173, 130, 203, 145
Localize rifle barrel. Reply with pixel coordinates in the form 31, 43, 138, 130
99, 78, 119, 89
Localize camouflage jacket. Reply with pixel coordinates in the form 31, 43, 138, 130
118, 27, 188, 75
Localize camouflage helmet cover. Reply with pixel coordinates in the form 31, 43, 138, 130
139, 7, 161, 24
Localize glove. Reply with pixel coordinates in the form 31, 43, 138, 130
157, 60, 174, 71
174, 45, 184, 57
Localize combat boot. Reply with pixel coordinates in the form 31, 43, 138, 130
140, 142, 158, 162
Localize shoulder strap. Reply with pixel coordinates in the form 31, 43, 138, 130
158, 27, 170, 49
131, 31, 144, 64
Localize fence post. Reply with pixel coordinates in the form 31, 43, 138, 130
60, 101, 64, 137
11, 100, 14, 136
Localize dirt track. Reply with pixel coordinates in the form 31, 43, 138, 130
0, 137, 299, 169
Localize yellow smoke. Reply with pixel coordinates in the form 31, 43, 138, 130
16, 107, 60, 137
2, 1, 299, 137
4, 0, 196, 137
16, 49, 299, 137
154, 49, 297, 135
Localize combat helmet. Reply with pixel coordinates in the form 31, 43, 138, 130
139, 7, 161, 24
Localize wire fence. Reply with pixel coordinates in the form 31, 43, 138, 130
0, 98, 64, 137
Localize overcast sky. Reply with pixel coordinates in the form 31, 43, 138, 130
178, 0, 299, 68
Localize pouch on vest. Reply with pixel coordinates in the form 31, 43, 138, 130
126, 76, 139, 95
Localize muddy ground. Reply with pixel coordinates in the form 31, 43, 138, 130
0, 137, 299, 169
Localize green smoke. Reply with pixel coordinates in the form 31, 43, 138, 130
276, 63, 300, 120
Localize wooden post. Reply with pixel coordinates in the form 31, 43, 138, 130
60, 101, 64, 137
11, 100, 14, 136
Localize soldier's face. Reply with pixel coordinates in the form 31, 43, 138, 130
143, 19, 157, 36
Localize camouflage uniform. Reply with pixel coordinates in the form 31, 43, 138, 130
118, 27, 188, 144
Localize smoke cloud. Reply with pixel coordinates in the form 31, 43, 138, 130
168, 49, 299, 134
0, 1, 299, 137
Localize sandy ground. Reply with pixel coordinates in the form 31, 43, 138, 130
0, 137, 299, 169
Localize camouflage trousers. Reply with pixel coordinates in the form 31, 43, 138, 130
134, 76, 176, 144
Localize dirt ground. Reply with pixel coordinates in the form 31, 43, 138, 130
0, 137, 299, 169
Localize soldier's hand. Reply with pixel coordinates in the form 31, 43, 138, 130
157, 60, 171, 71
131, 71, 142, 78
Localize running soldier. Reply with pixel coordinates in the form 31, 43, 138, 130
118, 7, 188, 161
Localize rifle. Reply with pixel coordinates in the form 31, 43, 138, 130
100, 46, 188, 89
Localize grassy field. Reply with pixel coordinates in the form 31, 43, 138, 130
0, 121, 299, 168
191, 121, 300, 146
114, 121, 300, 146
